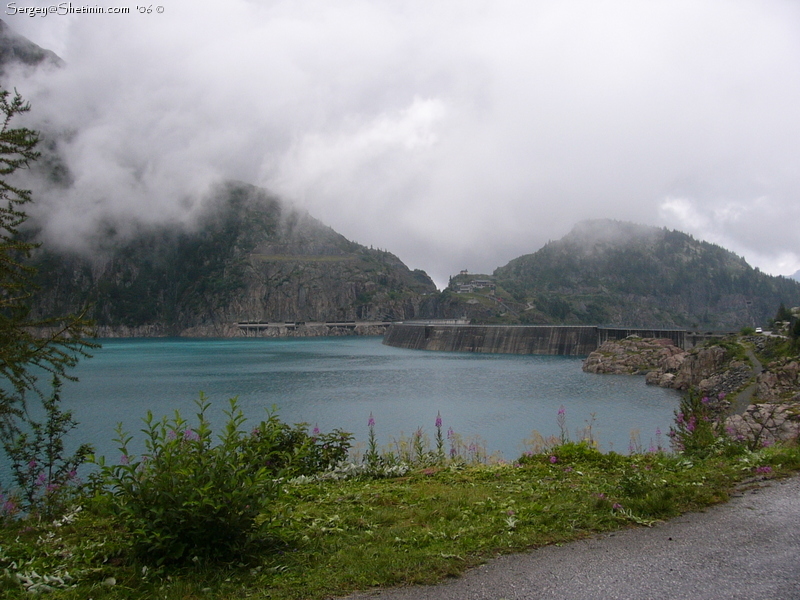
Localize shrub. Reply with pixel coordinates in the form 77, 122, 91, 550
2, 376, 93, 519
668, 389, 728, 458
90, 394, 351, 564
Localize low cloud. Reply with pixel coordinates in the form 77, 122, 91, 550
5, 0, 800, 288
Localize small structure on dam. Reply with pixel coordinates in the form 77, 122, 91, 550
383, 322, 733, 356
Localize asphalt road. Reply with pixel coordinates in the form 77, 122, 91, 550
345, 475, 800, 600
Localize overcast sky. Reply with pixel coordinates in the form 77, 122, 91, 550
6, 0, 800, 288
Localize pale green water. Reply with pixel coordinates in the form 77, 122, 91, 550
5, 336, 680, 473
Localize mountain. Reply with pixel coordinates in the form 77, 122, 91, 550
791, 270, 800, 283
491, 219, 800, 329
29, 182, 438, 336
0, 19, 63, 74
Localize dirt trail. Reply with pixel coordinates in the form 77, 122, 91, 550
730, 347, 763, 415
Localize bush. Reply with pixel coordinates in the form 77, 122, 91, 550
668, 389, 728, 458
3, 377, 93, 519
90, 395, 351, 564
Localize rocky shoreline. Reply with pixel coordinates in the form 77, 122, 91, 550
583, 336, 800, 444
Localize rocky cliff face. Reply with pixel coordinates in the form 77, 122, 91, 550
29, 182, 439, 336
0, 19, 63, 75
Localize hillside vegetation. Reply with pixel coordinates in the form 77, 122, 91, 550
29, 182, 438, 336
491, 220, 800, 329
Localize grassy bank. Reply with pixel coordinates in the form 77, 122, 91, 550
2, 439, 798, 599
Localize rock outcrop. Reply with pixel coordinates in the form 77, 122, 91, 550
582, 337, 684, 375
585, 336, 800, 445
584, 337, 752, 402
755, 359, 800, 402
725, 402, 800, 446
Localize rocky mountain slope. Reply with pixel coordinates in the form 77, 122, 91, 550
29, 182, 438, 336
492, 220, 800, 329
0, 19, 63, 74
5, 24, 796, 335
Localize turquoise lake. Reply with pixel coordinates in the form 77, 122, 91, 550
4, 336, 681, 473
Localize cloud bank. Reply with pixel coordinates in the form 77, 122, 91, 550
6, 0, 800, 288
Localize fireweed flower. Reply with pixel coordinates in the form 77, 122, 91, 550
612, 503, 623, 511
368, 413, 375, 428
312, 424, 320, 436
1, 497, 17, 515
549, 455, 558, 464
435, 412, 442, 429
184, 429, 200, 442
120, 454, 130, 465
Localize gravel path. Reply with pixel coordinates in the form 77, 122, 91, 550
731, 348, 765, 415
345, 475, 800, 600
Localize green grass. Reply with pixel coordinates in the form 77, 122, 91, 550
3, 442, 799, 599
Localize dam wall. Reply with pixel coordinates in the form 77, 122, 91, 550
383, 324, 600, 356
383, 323, 730, 356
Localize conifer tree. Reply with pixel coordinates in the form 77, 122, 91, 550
0, 88, 95, 440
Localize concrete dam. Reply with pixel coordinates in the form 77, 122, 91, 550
383, 323, 727, 356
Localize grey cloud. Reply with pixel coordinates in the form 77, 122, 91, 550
5, 0, 800, 289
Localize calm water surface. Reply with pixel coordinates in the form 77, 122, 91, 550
12, 336, 681, 468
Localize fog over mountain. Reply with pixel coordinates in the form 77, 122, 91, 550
3, 1, 800, 288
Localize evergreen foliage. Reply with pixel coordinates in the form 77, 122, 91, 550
29, 182, 438, 331
494, 219, 800, 328
0, 89, 94, 443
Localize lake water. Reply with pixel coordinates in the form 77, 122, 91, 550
3, 336, 681, 475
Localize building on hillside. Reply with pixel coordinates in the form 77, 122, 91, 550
456, 279, 496, 294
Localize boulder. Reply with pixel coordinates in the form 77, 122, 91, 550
725, 403, 800, 446
582, 337, 684, 375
